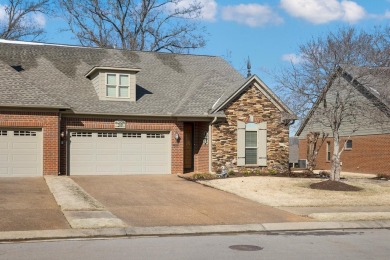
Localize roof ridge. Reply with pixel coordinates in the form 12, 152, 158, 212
0, 39, 218, 58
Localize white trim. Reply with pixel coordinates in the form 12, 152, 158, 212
86, 66, 141, 78
212, 75, 294, 115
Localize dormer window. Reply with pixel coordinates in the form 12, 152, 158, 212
85, 66, 141, 102
106, 74, 130, 98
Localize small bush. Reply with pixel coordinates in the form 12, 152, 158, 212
377, 173, 390, 180
268, 169, 277, 175
191, 173, 216, 180
228, 170, 235, 176
319, 170, 330, 178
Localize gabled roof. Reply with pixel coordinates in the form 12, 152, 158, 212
296, 65, 390, 136
0, 41, 246, 117
211, 74, 296, 119
0, 60, 69, 109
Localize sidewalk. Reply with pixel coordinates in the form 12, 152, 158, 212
1, 220, 390, 242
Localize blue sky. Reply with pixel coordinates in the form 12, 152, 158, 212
2, 0, 390, 88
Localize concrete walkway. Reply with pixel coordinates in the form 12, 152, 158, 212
45, 177, 126, 229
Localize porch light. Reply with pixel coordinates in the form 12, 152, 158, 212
174, 131, 180, 141
203, 131, 209, 145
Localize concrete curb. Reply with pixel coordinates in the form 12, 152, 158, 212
1, 220, 390, 242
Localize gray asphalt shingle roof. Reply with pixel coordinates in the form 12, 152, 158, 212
0, 41, 246, 117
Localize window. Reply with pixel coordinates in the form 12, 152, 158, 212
97, 132, 117, 138
237, 120, 267, 167
106, 74, 130, 98
326, 141, 331, 161
123, 133, 141, 138
14, 131, 37, 136
0, 130, 7, 136
245, 131, 257, 164
147, 133, 165, 138
345, 140, 352, 150
71, 132, 92, 137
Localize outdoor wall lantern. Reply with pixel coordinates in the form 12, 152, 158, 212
203, 131, 209, 145
174, 131, 180, 141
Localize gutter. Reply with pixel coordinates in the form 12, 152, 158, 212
209, 117, 218, 173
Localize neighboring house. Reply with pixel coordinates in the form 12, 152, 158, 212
289, 137, 299, 168
296, 66, 390, 175
0, 40, 295, 177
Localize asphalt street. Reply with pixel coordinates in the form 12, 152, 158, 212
0, 229, 389, 260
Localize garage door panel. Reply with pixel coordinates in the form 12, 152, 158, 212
0, 129, 42, 177
71, 154, 96, 161
12, 142, 38, 149
121, 154, 142, 161
71, 142, 95, 149
96, 154, 118, 161
12, 154, 39, 162
96, 165, 121, 172
70, 131, 170, 175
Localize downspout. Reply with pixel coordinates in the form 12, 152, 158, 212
209, 116, 218, 173
58, 111, 61, 176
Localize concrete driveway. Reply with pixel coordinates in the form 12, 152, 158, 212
0, 178, 70, 231
72, 175, 309, 227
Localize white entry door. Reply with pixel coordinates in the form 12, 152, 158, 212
0, 129, 43, 177
69, 131, 171, 175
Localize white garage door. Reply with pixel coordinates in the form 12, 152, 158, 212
0, 129, 43, 177
69, 131, 171, 175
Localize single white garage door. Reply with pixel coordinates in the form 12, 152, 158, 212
69, 131, 171, 175
0, 129, 43, 177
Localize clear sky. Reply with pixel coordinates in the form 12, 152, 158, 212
3, 0, 390, 88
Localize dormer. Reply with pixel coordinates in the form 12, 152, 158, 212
85, 66, 141, 102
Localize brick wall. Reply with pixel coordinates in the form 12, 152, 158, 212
61, 117, 184, 174
212, 84, 290, 173
298, 134, 390, 175
193, 122, 209, 173
0, 110, 59, 175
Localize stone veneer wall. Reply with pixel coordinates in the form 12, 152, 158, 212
212, 84, 289, 173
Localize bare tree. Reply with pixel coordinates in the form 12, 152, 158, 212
57, 0, 207, 53
306, 131, 328, 172
275, 26, 390, 181
0, 0, 49, 40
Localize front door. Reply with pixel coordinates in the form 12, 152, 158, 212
183, 123, 194, 172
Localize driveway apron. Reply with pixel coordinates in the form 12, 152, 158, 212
72, 175, 309, 227
0, 178, 70, 231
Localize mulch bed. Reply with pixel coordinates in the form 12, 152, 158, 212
310, 180, 362, 191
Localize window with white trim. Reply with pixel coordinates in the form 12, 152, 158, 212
237, 120, 267, 166
106, 74, 130, 98
326, 141, 331, 161
345, 140, 352, 150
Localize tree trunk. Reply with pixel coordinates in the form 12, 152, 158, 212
330, 132, 341, 181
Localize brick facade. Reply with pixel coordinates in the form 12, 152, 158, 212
193, 122, 210, 173
0, 110, 59, 175
212, 84, 290, 173
299, 134, 390, 175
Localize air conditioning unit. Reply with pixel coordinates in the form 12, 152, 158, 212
298, 159, 307, 169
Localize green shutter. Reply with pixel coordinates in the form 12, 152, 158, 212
257, 122, 267, 166
237, 121, 246, 166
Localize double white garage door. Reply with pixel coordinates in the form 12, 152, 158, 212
69, 131, 171, 175
0, 129, 43, 177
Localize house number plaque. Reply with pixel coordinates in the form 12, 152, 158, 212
114, 120, 126, 129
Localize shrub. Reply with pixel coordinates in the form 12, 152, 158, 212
268, 169, 277, 175
191, 173, 216, 180
377, 173, 390, 180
